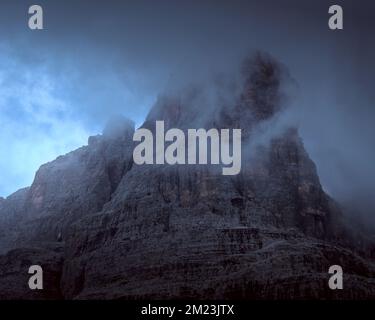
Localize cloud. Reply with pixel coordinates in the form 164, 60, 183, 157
0, 47, 92, 196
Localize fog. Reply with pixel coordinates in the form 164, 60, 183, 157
0, 0, 374, 226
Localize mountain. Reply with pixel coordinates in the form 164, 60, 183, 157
0, 52, 374, 300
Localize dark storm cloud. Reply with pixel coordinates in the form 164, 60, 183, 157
0, 0, 374, 227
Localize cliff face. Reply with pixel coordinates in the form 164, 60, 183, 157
0, 117, 135, 253
0, 53, 374, 300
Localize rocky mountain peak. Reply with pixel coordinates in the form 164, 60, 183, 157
0, 52, 374, 300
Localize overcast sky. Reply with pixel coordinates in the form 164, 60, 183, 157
0, 0, 374, 225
